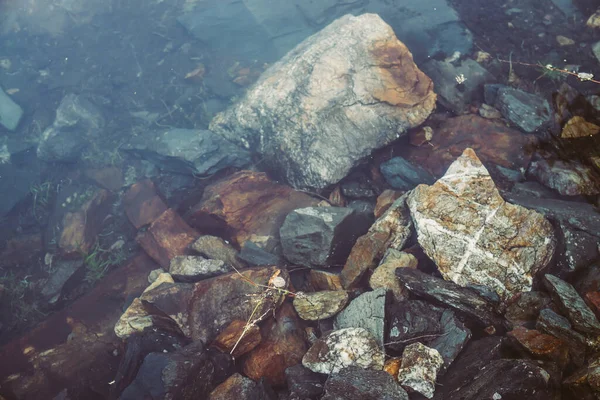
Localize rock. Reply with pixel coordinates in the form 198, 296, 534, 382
384, 358, 402, 380
478, 103, 503, 119
563, 356, 600, 399
556, 221, 600, 273
293, 290, 349, 321
242, 303, 308, 386
212, 319, 262, 358
37, 93, 105, 162
561, 116, 600, 138
0, 145, 39, 218
0, 233, 43, 268
308, 270, 343, 291
123, 179, 168, 229
485, 85, 551, 133
208, 373, 277, 400
400, 115, 536, 178
210, 14, 435, 190
136, 208, 199, 269
374, 190, 403, 218
285, 364, 325, 399
323, 366, 409, 400
119, 341, 214, 400
190, 235, 247, 270
556, 35, 575, 46
435, 359, 554, 399
544, 274, 600, 335
143, 272, 175, 294
59, 189, 114, 255
40, 258, 84, 304
505, 291, 552, 327
281, 207, 369, 268
593, 42, 600, 64
0, 86, 23, 131
302, 328, 385, 374
369, 250, 418, 303
587, 10, 600, 28
428, 310, 471, 372
334, 288, 387, 348
237, 241, 282, 267
407, 148, 555, 299
397, 342, 444, 399
537, 308, 587, 366
421, 58, 496, 114
169, 255, 231, 282
528, 157, 600, 196
84, 166, 123, 191
341, 180, 377, 200
395, 268, 506, 332
508, 326, 569, 368
123, 128, 251, 176
341, 194, 412, 289
387, 300, 444, 352
379, 156, 435, 190
187, 171, 318, 250
115, 297, 176, 339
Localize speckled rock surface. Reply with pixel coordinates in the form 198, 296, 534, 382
293, 290, 349, 321
397, 342, 444, 399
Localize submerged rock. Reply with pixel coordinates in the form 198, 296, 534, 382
210, 13, 435, 190
0, 86, 23, 131
407, 148, 555, 299
169, 255, 230, 282
485, 85, 551, 132
528, 157, 600, 196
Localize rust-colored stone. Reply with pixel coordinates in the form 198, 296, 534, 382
585, 291, 600, 320
328, 185, 346, 207
308, 269, 343, 291
212, 319, 262, 358
187, 171, 319, 248
508, 326, 569, 367
374, 189, 403, 218
242, 302, 308, 386
400, 115, 537, 178
340, 231, 390, 289
59, 189, 113, 255
123, 179, 168, 229
384, 357, 402, 380
0, 253, 158, 399
136, 208, 199, 268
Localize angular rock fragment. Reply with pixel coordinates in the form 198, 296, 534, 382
544, 274, 600, 335
123, 179, 168, 229
428, 310, 471, 372
407, 148, 555, 299
212, 319, 262, 358
293, 290, 349, 321
387, 300, 443, 352
210, 14, 435, 190
302, 328, 385, 374
285, 364, 325, 400
40, 259, 84, 304
334, 288, 387, 347
374, 189, 403, 218
397, 342, 443, 399
536, 308, 587, 366
280, 206, 369, 268
379, 156, 435, 190
486, 85, 551, 132
369, 250, 417, 302
323, 366, 409, 400
505, 291, 552, 327
308, 270, 343, 291
341, 194, 412, 289
508, 326, 569, 368
190, 235, 247, 270
169, 255, 230, 282
395, 268, 506, 332
208, 373, 273, 400
528, 157, 600, 196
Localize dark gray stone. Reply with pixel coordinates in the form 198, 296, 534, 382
334, 288, 387, 348
322, 366, 408, 400
492, 86, 551, 133
387, 300, 444, 352
421, 58, 496, 114
536, 308, 587, 366
41, 258, 84, 304
237, 241, 282, 267
429, 310, 471, 372
340, 181, 377, 199
380, 156, 435, 190
285, 364, 325, 399
37, 94, 105, 162
395, 268, 506, 332
0, 145, 39, 218
169, 255, 231, 282
557, 222, 599, 274
281, 207, 369, 268
543, 274, 600, 335
123, 128, 251, 176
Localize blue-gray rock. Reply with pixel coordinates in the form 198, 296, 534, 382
556, 221, 599, 274
334, 288, 387, 348
387, 300, 444, 352
37, 94, 105, 162
40, 259, 84, 304
428, 310, 471, 372
177, 1, 472, 64
237, 241, 282, 267
490, 86, 551, 133
421, 58, 496, 114
543, 274, 600, 336
285, 364, 325, 399
123, 128, 251, 176
280, 206, 370, 268
0, 144, 39, 217
323, 366, 409, 400
536, 308, 587, 366
0, 87, 23, 131
380, 156, 435, 190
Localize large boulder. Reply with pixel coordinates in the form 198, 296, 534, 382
407, 148, 555, 300
210, 14, 436, 190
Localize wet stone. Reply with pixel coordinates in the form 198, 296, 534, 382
395, 268, 506, 332
40, 258, 84, 304
293, 290, 349, 321
190, 235, 247, 270
369, 250, 418, 303
397, 342, 444, 399
208, 373, 277, 400
374, 189, 403, 218
379, 156, 435, 190
334, 288, 387, 347
308, 269, 343, 291
169, 255, 230, 282
212, 319, 262, 358
123, 179, 168, 229
322, 366, 409, 400
285, 364, 325, 400
428, 310, 471, 372
544, 274, 600, 335
387, 300, 444, 352
487, 85, 551, 132
302, 328, 385, 374
536, 308, 587, 366
508, 326, 569, 368
237, 240, 282, 267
